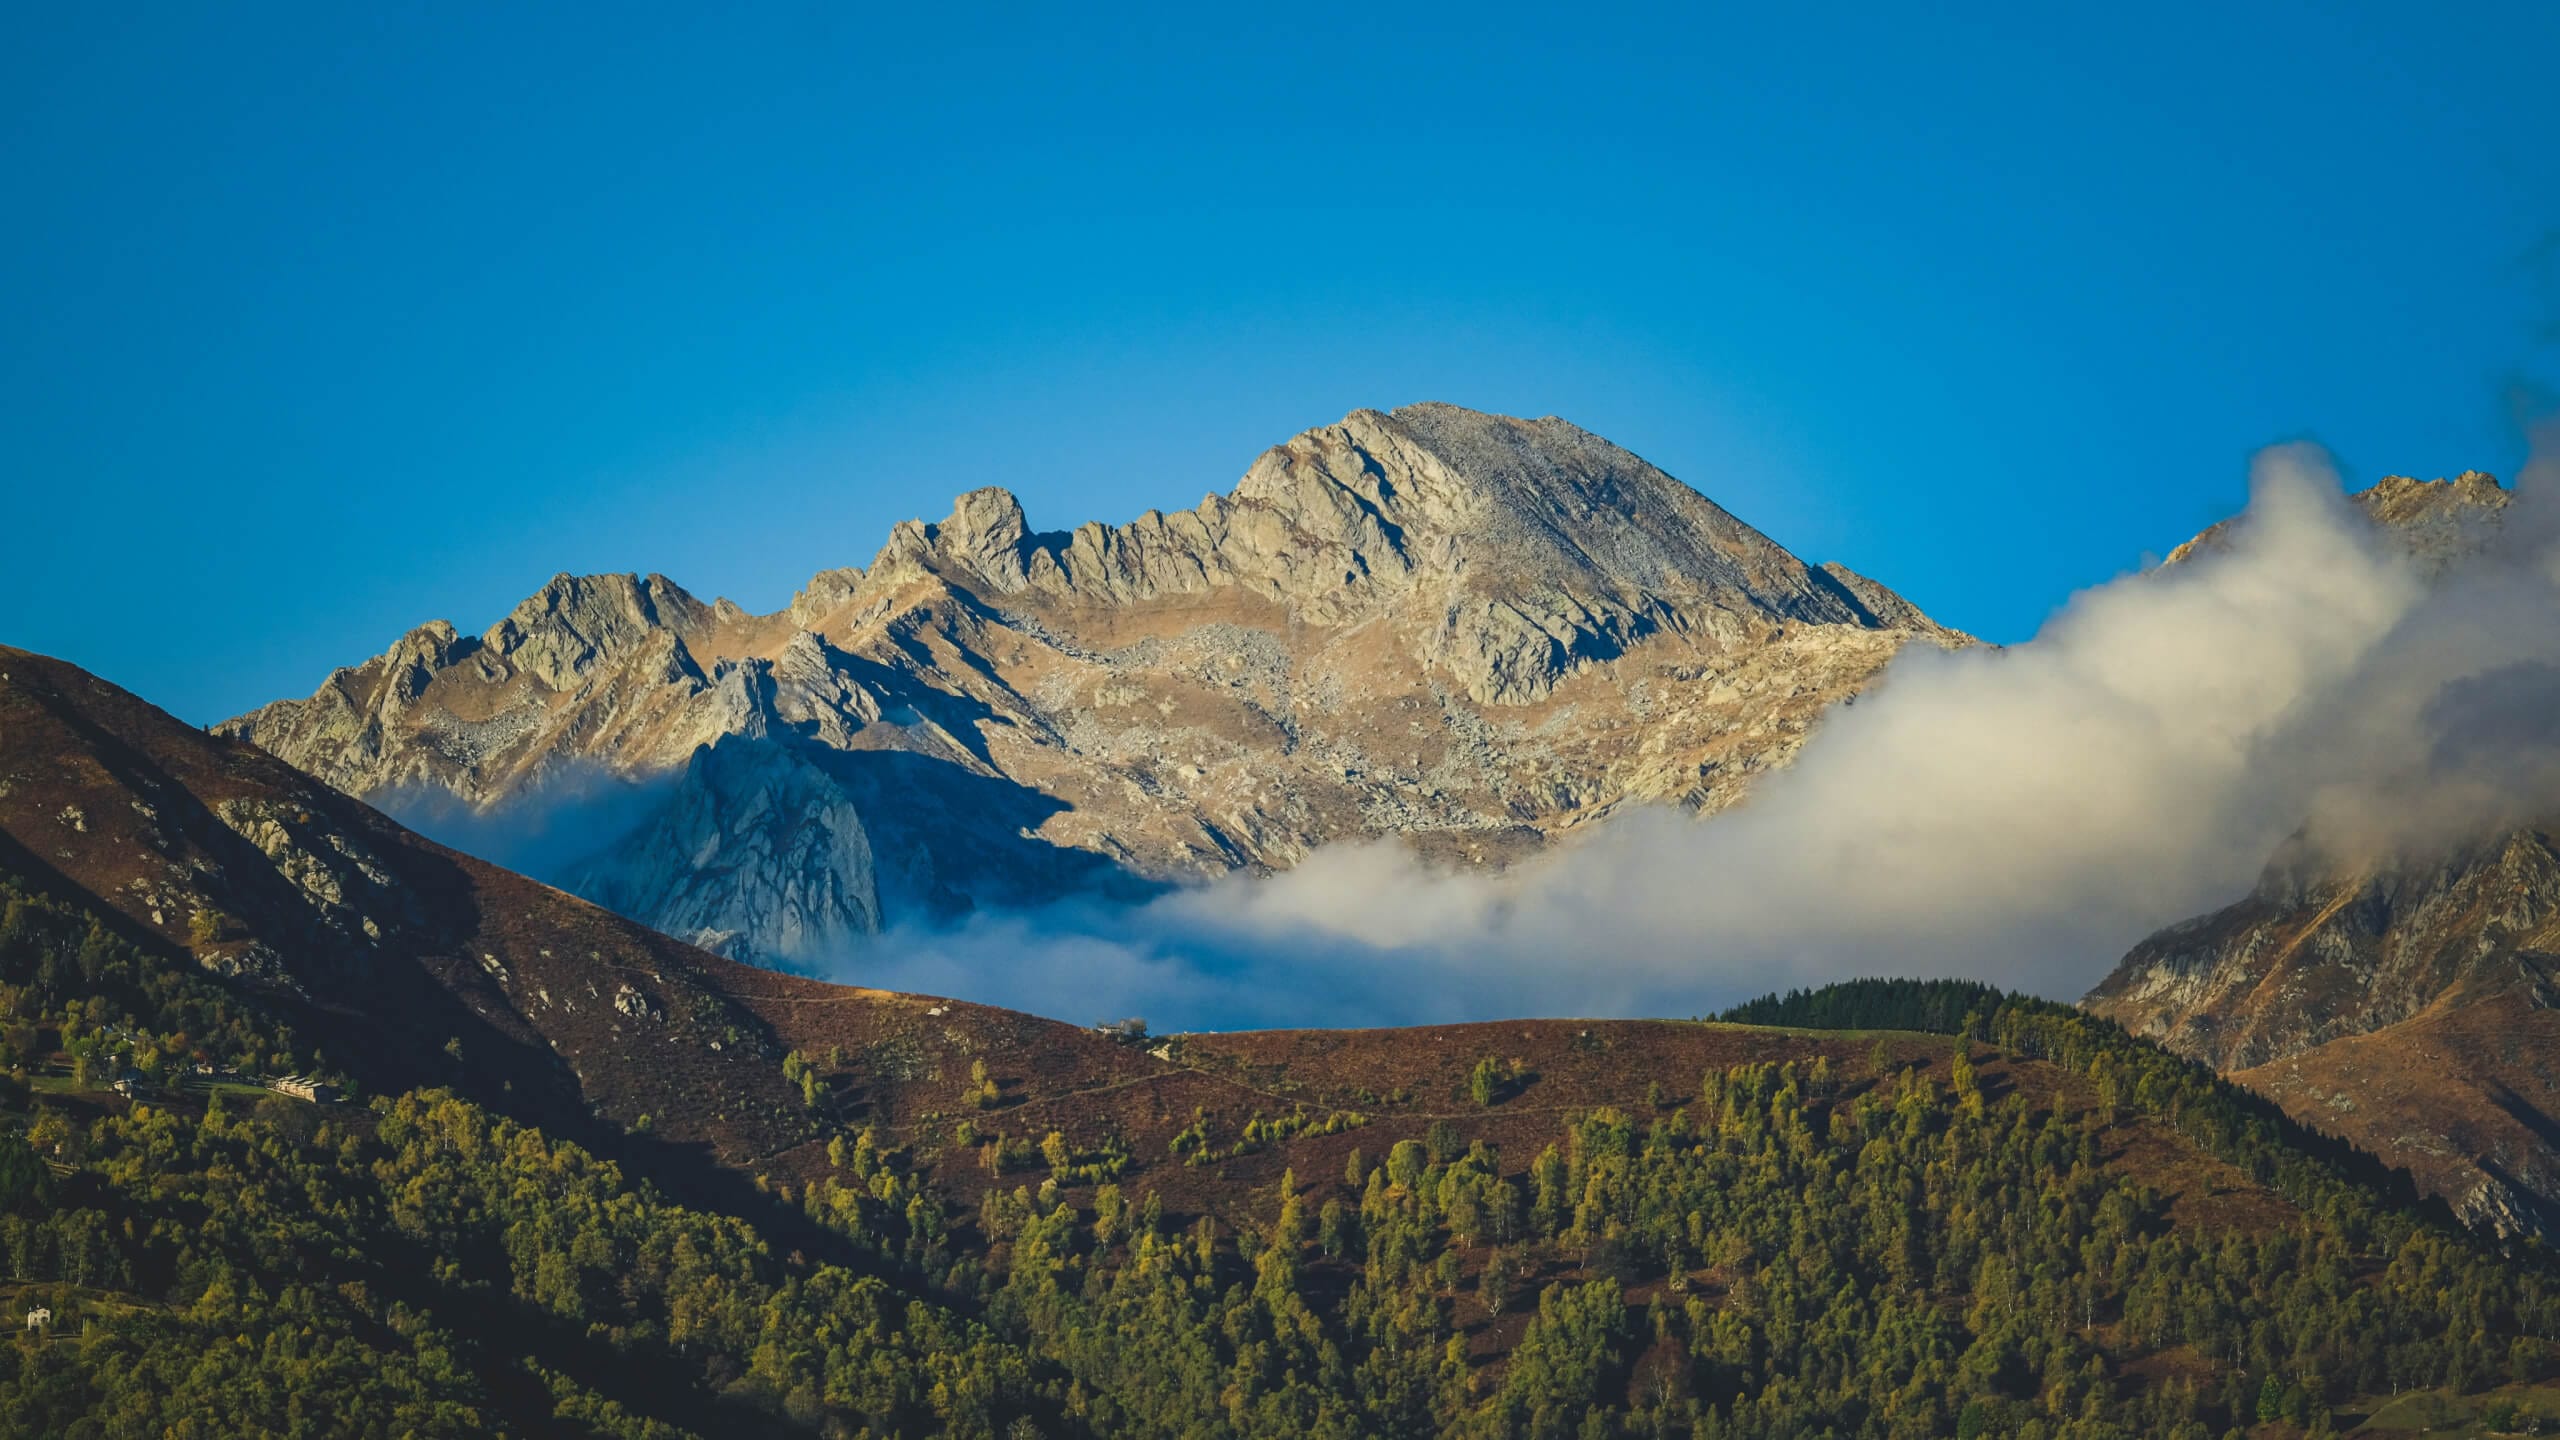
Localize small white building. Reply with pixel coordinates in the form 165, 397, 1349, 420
24, 1308, 50, 1332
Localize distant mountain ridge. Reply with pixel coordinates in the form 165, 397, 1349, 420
215, 416, 2560, 1245
224, 402, 1962, 968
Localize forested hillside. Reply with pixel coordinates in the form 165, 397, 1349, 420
11, 866, 2560, 1438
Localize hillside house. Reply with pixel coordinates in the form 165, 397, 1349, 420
268, 1075, 336, 1103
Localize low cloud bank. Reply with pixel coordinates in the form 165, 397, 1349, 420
851, 437, 2560, 1030
382, 762, 672, 885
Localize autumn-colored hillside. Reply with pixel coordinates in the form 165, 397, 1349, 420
8, 644, 2558, 1438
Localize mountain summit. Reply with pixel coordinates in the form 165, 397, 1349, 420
225, 404, 1961, 967
818, 404, 1929, 682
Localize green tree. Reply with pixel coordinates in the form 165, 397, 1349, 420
187, 908, 229, 946
2256, 1373, 2287, 1424
0, 1124, 48, 1212
1479, 1246, 1520, 1315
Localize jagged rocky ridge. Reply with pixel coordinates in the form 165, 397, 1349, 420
2084, 470, 2560, 1236
225, 403, 1962, 968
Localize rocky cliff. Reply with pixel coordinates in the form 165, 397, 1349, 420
2088, 827, 2560, 1073
224, 403, 1962, 968
2088, 822, 2560, 1237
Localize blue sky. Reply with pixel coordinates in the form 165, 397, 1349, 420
6, 3, 2555, 724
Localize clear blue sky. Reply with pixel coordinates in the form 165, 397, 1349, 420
6, 3, 2555, 724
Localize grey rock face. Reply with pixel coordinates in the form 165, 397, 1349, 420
574, 736, 882, 970
225, 402, 1962, 971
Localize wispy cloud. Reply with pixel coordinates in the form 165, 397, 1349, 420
381, 761, 673, 884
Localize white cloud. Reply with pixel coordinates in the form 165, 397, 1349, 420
382, 761, 672, 883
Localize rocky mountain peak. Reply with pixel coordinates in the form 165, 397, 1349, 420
1227, 402, 1859, 618
841, 403, 1943, 704
2164, 470, 2508, 572
482, 572, 712, 690
225, 401, 1957, 967
877, 488, 1041, 594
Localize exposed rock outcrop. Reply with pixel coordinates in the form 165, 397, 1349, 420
214, 796, 418, 944
575, 735, 883, 967
2088, 826, 2560, 1072
2164, 469, 2509, 575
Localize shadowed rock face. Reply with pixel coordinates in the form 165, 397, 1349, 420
573, 736, 883, 966
2087, 470, 2560, 1236
224, 403, 1963, 969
